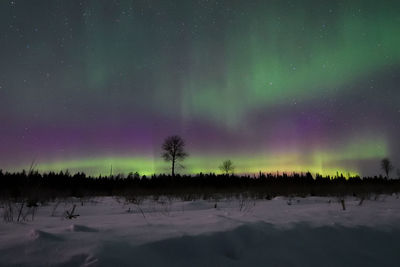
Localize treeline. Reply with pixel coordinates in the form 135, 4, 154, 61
1, 169, 399, 200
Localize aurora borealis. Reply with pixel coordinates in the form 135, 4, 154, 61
0, 0, 399, 176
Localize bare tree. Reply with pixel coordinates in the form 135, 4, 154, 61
219, 160, 234, 175
381, 158, 393, 178
162, 135, 188, 176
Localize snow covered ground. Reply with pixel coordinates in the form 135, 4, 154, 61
1, 195, 400, 266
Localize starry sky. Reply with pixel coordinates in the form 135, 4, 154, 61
1, 0, 399, 176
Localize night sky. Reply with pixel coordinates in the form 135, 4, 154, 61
1, 0, 399, 176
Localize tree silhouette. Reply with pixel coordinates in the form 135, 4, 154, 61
381, 158, 393, 178
219, 160, 234, 175
161, 135, 188, 176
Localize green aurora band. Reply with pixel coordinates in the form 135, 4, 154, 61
11, 136, 387, 177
